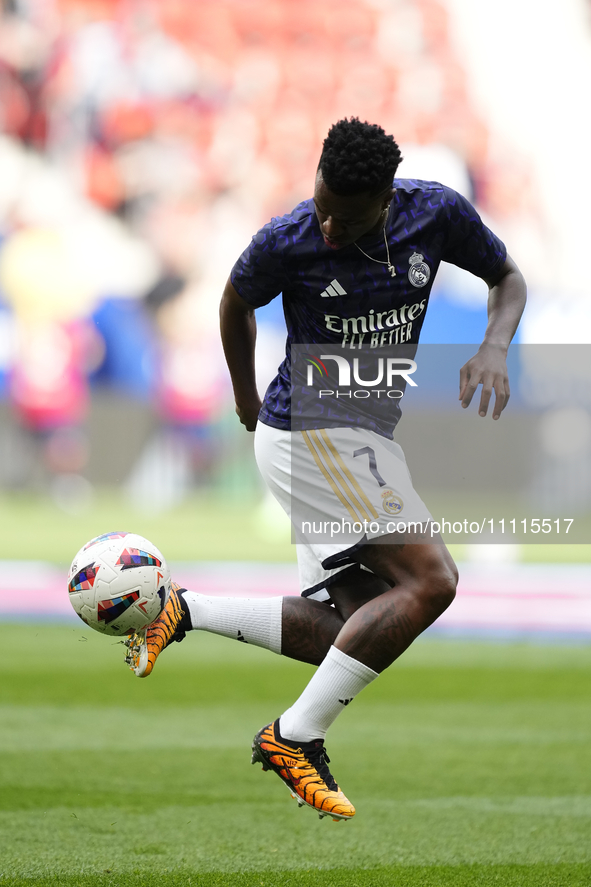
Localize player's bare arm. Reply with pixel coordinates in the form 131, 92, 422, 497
459, 253, 527, 420
219, 278, 262, 431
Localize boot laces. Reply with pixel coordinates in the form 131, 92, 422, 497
303, 742, 338, 792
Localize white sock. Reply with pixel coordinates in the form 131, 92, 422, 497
279, 645, 378, 742
182, 591, 283, 654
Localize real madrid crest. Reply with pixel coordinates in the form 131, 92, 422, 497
381, 489, 404, 516
408, 251, 430, 288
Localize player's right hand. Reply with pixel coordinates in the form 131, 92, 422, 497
235, 398, 262, 431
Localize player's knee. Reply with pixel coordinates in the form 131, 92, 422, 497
406, 550, 457, 614
422, 559, 458, 613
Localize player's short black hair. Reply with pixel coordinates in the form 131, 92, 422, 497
318, 118, 403, 197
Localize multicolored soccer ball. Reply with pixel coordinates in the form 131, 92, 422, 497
68, 531, 171, 636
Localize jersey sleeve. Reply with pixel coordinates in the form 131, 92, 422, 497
440, 186, 507, 279
230, 220, 289, 308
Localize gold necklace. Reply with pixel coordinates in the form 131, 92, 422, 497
353, 211, 396, 277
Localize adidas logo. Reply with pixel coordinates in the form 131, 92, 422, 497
237, 630, 248, 643
339, 698, 353, 706
320, 279, 347, 298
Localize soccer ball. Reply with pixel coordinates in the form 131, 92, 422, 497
68, 531, 171, 636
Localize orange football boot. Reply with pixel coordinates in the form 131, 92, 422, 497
251, 720, 355, 821
124, 583, 186, 677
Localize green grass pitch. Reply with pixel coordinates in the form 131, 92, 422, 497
0, 490, 589, 563
1, 623, 590, 886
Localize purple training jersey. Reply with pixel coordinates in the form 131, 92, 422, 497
231, 179, 506, 438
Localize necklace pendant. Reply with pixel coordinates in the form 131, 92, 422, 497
388, 264, 396, 277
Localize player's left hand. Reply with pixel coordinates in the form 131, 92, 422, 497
459, 343, 510, 420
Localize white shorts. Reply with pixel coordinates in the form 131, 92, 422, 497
254, 422, 433, 601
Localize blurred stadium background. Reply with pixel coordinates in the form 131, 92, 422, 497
0, 0, 589, 615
